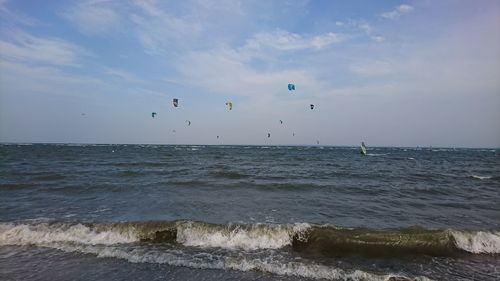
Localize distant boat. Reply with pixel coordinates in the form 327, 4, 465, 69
361, 142, 367, 155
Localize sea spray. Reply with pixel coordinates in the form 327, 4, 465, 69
0, 222, 137, 246
175, 220, 310, 250
451, 230, 500, 254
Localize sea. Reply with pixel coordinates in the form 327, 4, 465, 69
0, 144, 499, 281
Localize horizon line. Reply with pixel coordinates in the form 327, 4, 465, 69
0, 141, 498, 150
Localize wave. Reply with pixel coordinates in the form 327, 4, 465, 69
292, 226, 500, 257
0, 183, 39, 190
0, 221, 301, 250
115, 170, 145, 177
32, 174, 67, 181
367, 153, 389, 156
470, 175, 492, 180
0, 222, 137, 245
451, 230, 500, 254
40, 243, 428, 281
112, 162, 166, 168
107, 247, 431, 280
0, 221, 438, 281
210, 170, 250, 179
1, 221, 498, 256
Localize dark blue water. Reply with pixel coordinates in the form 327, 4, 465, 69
1, 144, 499, 281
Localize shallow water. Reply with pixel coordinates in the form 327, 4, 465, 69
1, 144, 499, 280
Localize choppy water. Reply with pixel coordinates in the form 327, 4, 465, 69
1, 144, 499, 281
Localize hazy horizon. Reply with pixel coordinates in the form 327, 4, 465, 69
1, 141, 498, 149
1, 0, 499, 147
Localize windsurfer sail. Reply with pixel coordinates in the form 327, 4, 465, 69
361, 142, 367, 155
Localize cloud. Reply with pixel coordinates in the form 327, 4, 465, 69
129, 1, 205, 55
380, 4, 414, 20
173, 27, 348, 103
132, 0, 162, 16
0, 0, 38, 26
351, 9, 499, 99
177, 47, 323, 98
61, 0, 203, 54
61, 0, 122, 35
192, 0, 245, 14
349, 60, 393, 77
243, 29, 344, 52
370, 36, 385, 42
131, 13, 203, 55
0, 29, 89, 66
340, 19, 385, 40
0, 59, 102, 97
102, 67, 143, 83
358, 23, 372, 34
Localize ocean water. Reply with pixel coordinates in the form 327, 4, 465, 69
0, 144, 499, 281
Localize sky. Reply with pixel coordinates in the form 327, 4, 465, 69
0, 0, 499, 147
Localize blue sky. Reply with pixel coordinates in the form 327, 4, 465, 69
1, 0, 499, 147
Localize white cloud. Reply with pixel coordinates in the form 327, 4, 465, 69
132, 0, 162, 16
380, 4, 414, 20
0, 0, 38, 26
370, 36, 385, 42
349, 60, 393, 77
358, 23, 372, 34
342, 19, 378, 38
351, 10, 499, 99
243, 30, 344, 52
131, 14, 203, 55
61, 0, 122, 35
0, 29, 89, 66
193, 0, 245, 14
0, 59, 102, 97
102, 67, 143, 83
61, 0, 203, 54
177, 47, 324, 99
129, 1, 204, 55
311, 33, 343, 49
172, 27, 348, 105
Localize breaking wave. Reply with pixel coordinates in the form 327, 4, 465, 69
0, 220, 442, 281
470, 175, 492, 180
5, 220, 500, 280
1, 220, 498, 256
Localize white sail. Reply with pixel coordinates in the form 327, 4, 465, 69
361, 142, 367, 155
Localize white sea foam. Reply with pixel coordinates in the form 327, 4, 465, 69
2, 222, 499, 256
451, 230, 500, 254
40, 243, 427, 281
0, 222, 310, 250
470, 175, 492, 180
175, 221, 310, 250
0, 223, 138, 246
226, 259, 390, 281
